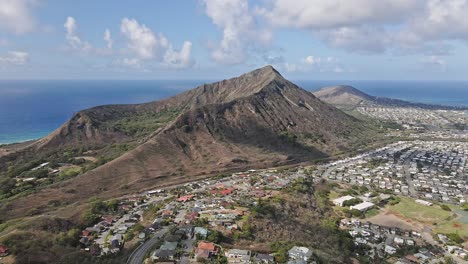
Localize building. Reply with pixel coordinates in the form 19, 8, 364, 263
0, 245, 8, 257
288, 246, 313, 262
225, 249, 251, 264
415, 199, 433, 206
350, 201, 375, 212
196, 241, 218, 259
332, 195, 355, 206
254, 253, 274, 263
194, 227, 209, 239
152, 249, 176, 260
385, 245, 397, 255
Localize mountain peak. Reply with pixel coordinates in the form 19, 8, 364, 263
255, 65, 282, 76
315, 85, 373, 100
237, 65, 284, 83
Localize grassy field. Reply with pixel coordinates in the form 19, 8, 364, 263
388, 197, 468, 238
388, 197, 453, 224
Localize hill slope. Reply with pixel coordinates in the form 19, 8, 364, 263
313, 85, 465, 110
1, 66, 377, 220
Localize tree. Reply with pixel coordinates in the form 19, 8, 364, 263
207, 230, 223, 244
440, 204, 451, 211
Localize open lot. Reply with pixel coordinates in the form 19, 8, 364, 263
366, 209, 422, 231
388, 197, 453, 225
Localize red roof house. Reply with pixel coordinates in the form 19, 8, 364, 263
0, 245, 9, 257
195, 242, 218, 259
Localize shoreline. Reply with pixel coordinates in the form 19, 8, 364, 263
0, 137, 41, 146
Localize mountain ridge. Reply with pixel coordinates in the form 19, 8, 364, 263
0, 66, 377, 220
313, 85, 467, 110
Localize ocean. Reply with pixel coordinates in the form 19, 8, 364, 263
1, 80, 467, 144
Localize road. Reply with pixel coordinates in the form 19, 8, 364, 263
126, 226, 169, 264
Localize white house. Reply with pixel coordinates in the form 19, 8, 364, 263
288, 246, 313, 262
225, 249, 251, 264
332, 195, 355, 206
350, 202, 375, 212
385, 245, 397, 255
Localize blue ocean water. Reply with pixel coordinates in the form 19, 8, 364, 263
0, 80, 467, 144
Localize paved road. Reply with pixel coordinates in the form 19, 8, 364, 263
127, 226, 169, 264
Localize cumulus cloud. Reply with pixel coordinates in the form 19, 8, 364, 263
301, 54, 344, 72
400, 0, 468, 44
253, 0, 468, 55
202, 0, 272, 64
274, 54, 344, 73
0, 51, 29, 65
120, 18, 158, 59
104, 29, 113, 49
0, 0, 36, 34
64, 17, 92, 52
163, 41, 194, 69
120, 17, 194, 69
258, 0, 421, 29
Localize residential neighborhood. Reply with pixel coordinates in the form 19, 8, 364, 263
67, 136, 468, 264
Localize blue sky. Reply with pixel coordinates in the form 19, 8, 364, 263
1, 0, 468, 80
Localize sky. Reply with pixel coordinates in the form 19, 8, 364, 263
1, 0, 468, 80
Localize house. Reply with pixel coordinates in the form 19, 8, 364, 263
288, 246, 313, 262
332, 195, 355, 206
178, 225, 194, 237
162, 210, 174, 218
350, 201, 375, 212
152, 249, 176, 260
394, 237, 405, 245
185, 212, 199, 222
160, 241, 178, 251
196, 241, 218, 259
415, 199, 433, 206
254, 253, 274, 263
0, 245, 9, 257
194, 227, 209, 239
385, 245, 397, 255
225, 249, 251, 263
220, 188, 235, 196
138, 232, 146, 242
178, 194, 194, 203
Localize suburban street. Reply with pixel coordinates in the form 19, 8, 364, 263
126, 226, 170, 264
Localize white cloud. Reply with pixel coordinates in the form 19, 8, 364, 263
0, 0, 36, 34
104, 29, 113, 49
255, 0, 468, 55
202, 0, 272, 64
64, 17, 92, 52
303, 55, 320, 65
298, 54, 345, 72
0, 51, 29, 65
120, 18, 158, 59
405, 0, 468, 41
121, 58, 140, 67
258, 0, 421, 29
318, 26, 391, 54
120, 17, 194, 69
163, 41, 194, 69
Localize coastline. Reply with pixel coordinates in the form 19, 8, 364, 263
0, 136, 42, 146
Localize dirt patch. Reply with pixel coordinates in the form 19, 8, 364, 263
366, 209, 423, 231
75, 156, 98, 162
